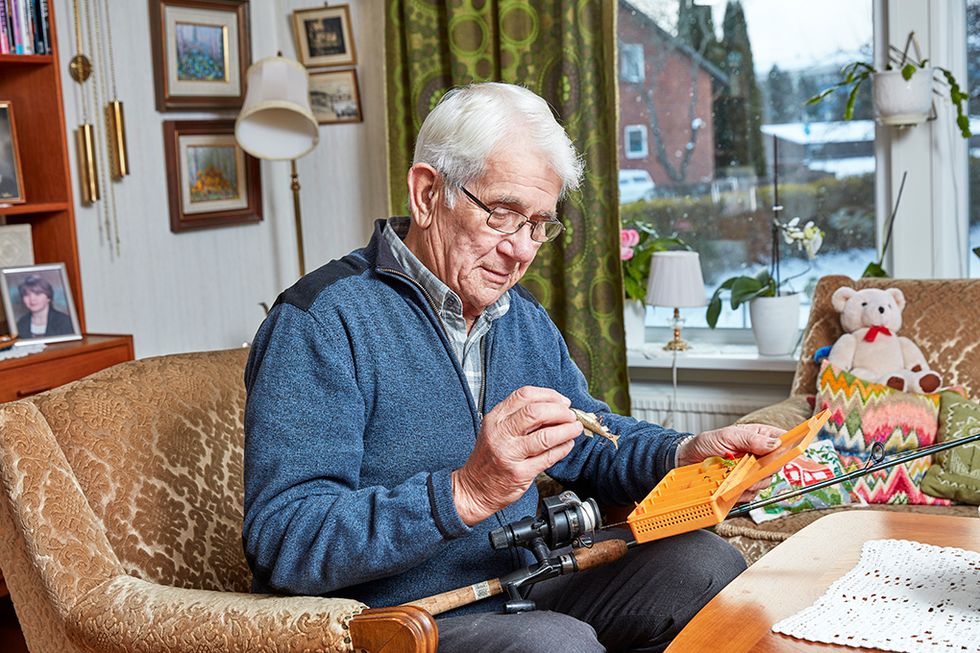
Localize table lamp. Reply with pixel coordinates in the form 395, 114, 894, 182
235, 54, 319, 276
645, 251, 706, 351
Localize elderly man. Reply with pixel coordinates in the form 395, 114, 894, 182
244, 82, 782, 652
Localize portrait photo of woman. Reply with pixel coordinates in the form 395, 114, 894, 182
1, 263, 81, 345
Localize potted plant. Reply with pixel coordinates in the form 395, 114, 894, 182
706, 218, 824, 355
621, 222, 686, 348
807, 32, 971, 138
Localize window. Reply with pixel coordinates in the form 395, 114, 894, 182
621, 43, 645, 82
617, 0, 875, 330
969, 0, 980, 278
625, 125, 649, 159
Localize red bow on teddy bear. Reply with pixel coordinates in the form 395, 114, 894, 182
863, 325, 892, 342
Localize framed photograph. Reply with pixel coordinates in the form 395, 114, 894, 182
0, 263, 82, 346
149, 0, 251, 110
0, 101, 25, 204
163, 120, 262, 233
309, 69, 363, 124
292, 4, 356, 68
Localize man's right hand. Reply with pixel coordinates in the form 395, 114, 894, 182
451, 386, 583, 526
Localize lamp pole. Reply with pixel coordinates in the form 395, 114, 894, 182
291, 159, 306, 276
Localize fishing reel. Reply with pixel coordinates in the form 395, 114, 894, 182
487, 491, 602, 613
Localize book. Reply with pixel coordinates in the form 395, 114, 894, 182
10, 0, 22, 54
20, 0, 33, 55
36, 0, 48, 54
25, 0, 37, 54
0, 0, 10, 54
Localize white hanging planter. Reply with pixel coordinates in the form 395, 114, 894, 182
872, 67, 933, 127
749, 293, 801, 356
623, 299, 646, 350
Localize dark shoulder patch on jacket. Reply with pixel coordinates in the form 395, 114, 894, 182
274, 251, 370, 311
511, 284, 542, 308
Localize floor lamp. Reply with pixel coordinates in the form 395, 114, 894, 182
235, 55, 319, 276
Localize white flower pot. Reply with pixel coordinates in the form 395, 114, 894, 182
872, 67, 933, 127
623, 299, 646, 350
749, 294, 801, 356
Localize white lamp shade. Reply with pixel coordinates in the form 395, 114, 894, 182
645, 251, 707, 308
235, 55, 319, 160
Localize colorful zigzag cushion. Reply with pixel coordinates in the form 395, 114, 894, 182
814, 361, 951, 505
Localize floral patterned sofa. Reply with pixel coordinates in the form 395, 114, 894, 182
0, 348, 436, 653
716, 275, 979, 564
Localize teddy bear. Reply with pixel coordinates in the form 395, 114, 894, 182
826, 286, 942, 394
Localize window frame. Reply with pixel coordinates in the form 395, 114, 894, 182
620, 42, 645, 83
638, 0, 970, 344
624, 124, 649, 159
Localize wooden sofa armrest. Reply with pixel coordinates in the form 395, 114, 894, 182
735, 395, 813, 430
350, 606, 438, 652
70, 575, 437, 653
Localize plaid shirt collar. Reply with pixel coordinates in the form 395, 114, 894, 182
383, 218, 511, 325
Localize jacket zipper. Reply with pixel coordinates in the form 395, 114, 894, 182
479, 336, 488, 422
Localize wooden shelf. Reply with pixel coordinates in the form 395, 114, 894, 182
0, 334, 135, 402
0, 0, 87, 330
0, 201, 69, 216
0, 54, 52, 65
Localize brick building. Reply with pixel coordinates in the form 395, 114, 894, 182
618, 0, 727, 189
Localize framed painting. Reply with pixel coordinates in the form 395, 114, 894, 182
292, 4, 356, 68
309, 69, 362, 124
162, 120, 262, 232
0, 263, 82, 346
149, 0, 251, 110
0, 101, 25, 204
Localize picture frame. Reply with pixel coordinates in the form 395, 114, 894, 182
292, 4, 357, 68
1, 263, 82, 346
309, 69, 363, 124
0, 101, 26, 205
149, 0, 251, 110
163, 120, 262, 233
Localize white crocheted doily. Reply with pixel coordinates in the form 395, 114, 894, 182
772, 539, 980, 652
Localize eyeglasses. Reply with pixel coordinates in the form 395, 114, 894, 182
459, 186, 565, 243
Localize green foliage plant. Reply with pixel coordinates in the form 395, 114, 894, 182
706, 219, 824, 328
806, 33, 972, 139
620, 222, 687, 302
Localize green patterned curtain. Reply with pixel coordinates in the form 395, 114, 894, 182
386, 1, 629, 414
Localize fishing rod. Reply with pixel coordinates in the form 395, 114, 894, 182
405, 432, 980, 616
729, 431, 980, 517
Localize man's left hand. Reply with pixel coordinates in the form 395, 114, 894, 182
676, 423, 786, 502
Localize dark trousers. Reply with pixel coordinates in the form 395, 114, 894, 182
435, 529, 746, 653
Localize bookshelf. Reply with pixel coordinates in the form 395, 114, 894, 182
0, 1, 134, 604
0, 1, 133, 391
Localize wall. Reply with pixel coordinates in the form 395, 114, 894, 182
52, 0, 387, 358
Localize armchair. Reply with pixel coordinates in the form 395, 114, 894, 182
0, 349, 436, 652
716, 275, 980, 563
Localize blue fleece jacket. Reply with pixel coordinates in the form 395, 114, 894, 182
243, 218, 687, 614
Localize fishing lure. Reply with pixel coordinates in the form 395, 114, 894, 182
572, 408, 620, 449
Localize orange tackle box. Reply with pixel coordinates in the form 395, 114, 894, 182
626, 409, 831, 544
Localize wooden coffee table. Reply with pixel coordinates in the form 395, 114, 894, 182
667, 510, 980, 652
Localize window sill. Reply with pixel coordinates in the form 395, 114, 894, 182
627, 343, 798, 373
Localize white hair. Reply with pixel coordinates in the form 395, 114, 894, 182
412, 82, 584, 206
